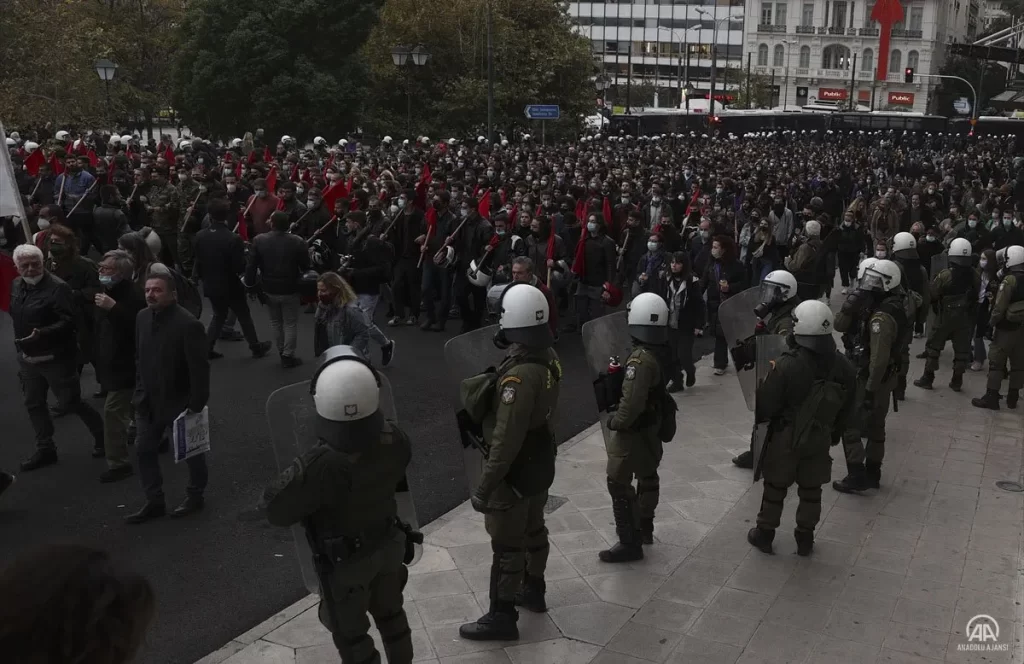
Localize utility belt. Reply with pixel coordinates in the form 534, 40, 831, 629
456, 411, 555, 496
312, 517, 400, 566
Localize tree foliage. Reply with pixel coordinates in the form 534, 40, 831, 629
172, 0, 383, 142
936, 56, 1009, 116
361, 0, 596, 139
722, 68, 774, 109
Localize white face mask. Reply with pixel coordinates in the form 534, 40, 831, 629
647, 242, 659, 251
980, 258, 989, 268
22, 273, 43, 285
178, 173, 188, 182
307, 199, 317, 208
875, 250, 886, 259
226, 184, 237, 193
37, 218, 51, 230
587, 222, 597, 233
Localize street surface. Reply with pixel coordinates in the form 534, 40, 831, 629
0, 302, 711, 664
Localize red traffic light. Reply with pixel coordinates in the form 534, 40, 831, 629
904, 67, 914, 83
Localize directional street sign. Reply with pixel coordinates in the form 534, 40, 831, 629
524, 105, 560, 120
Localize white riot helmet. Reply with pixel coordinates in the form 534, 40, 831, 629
1006, 245, 1024, 269
230, 138, 242, 148
55, 130, 70, 142
892, 231, 918, 259
24, 141, 39, 153
804, 219, 821, 237
948, 237, 973, 266
421, 136, 429, 144
627, 292, 669, 344
121, 134, 134, 146
860, 258, 901, 292
759, 269, 798, 306
280, 135, 292, 145
467, 258, 492, 288
339, 138, 348, 147
313, 136, 326, 147
495, 283, 553, 349
311, 346, 383, 447
178, 139, 191, 150
110, 135, 122, 145
791, 300, 836, 353
382, 136, 393, 145
5, 137, 14, 147
477, 135, 486, 144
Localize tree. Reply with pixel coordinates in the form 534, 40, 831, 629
605, 82, 660, 110
361, 0, 595, 139
172, 0, 382, 141
935, 56, 1008, 116
722, 67, 774, 109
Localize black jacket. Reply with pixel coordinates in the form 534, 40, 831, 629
246, 229, 310, 295
93, 279, 146, 390
656, 273, 705, 332
48, 256, 100, 363
10, 273, 78, 361
93, 203, 132, 250
193, 222, 246, 298
702, 258, 747, 311
393, 209, 426, 260
581, 234, 617, 286
134, 303, 210, 425
344, 233, 393, 294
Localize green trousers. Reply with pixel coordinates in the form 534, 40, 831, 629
987, 327, 1024, 391
102, 388, 134, 469
757, 432, 831, 533
605, 428, 663, 522
841, 376, 894, 468
925, 316, 972, 374
484, 491, 550, 603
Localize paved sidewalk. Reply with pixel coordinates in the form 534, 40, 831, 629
199, 342, 1024, 664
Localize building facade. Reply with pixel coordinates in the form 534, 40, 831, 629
567, 1, 745, 109
743, 0, 977, 114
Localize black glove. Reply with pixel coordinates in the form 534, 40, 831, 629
841, 289, 870, 317
470, 487, 493, 514
862, 390, 875, 412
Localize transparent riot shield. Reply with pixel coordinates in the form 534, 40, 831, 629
716, 286, 762, 411
265, 374, 416, 594
581, 312, 633, 453
444, 325, 509, 490
751, 334, 791, 482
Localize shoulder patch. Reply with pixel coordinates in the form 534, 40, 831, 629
871, 319, 881, 333
625, 365, 637, 380
500, 375, 522, 385
501, 385, 517, 405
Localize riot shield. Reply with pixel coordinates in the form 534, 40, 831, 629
266, 374, 417, 595
581, 312, 633, 453
751, 334, 790, 482
716, 286, 762, 411
444, 325, 509, 490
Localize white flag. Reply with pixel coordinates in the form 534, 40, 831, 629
0, 122, 30, 231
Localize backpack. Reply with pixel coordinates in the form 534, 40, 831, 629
790, 359, 847, 453
171, 269, 203, 319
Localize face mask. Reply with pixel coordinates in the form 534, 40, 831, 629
980, 258, 989, 268
700, 230, 709, 240
224, 168, 233, 176
460, 208, 469, 218
711, 248, 723, 259
307, 199, 318, 208
37, 218, 51, 230
716, 188, 723, 194
397, 198, 407, 209
99, 274, 120, 287
1004, 218, 1013, 227
926, 236, 937, 242
621, 196, 629, 205
495, 228, 506, 237
587, 222, 597, 233
225, 183, 237, 193
875, 251, 886, 259
178, 173, 188, 182
843, 221, 852, 227
49, 244, 67, 257
647, 242, 659, 252
968, 219, 977, 229
23, 274, 43, 285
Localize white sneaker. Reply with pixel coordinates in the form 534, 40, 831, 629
841, 288, 848, 295
970, 361, 983, 372
713, 367, 726, 376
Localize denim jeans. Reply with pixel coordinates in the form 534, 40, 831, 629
356, 293, 391, 347
265, 292, 301, 357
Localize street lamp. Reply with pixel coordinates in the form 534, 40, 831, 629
657, 27, 699, 109
390, 44, 430, 137
780, 39, 797, 109
595, 74, 612, 128
94, 58, 117, 127
694, 10, 742, 118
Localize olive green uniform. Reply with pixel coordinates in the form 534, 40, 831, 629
836, 294, 905, 473
146, 183, 182, 266
260, 421, 414, 664
755, 346, 857, 533
985, 272, 1024, 392
177, 179, 204, 274
923, 266, 978, 376
477, 349, 561, 607
607, 345, 664, 540
765, 298, 798, 336
896, 261, 930, 397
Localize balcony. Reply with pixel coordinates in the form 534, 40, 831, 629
796, 67, 810, 76
885, 72, 912, 82
857, 70, 875, 80
859, 27, 880, 36
891, 29, 923, 38
795, 25, 816, 34
828, 26, 850, 35
758, 24, 788, 33
817, 27, 828, 34
816, 68, 852, 79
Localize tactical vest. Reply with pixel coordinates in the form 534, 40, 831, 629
897, 259, 925, 295
940, 265, 975, 317
855, 295, 906, 374
1003, 272, 1024, 324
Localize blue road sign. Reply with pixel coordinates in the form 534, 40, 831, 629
524, 105, 560, 120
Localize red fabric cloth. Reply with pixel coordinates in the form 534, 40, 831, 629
546, 231, 556, 260
322, 180, 348, 213
236, 211, 249, 241
571, 222, 588, 276
87, 150, 99, 168
0, 252, 17, 313
235, 161, 243, 179
247, 149, 259, 165
263, 147, 273, 163
478, 189, 491, 218
49, 153, 65, 175
602, 197, 613, 232
163, 146, 174, 163
425, 206, 438, 234
24, 149, 45, 177
265, 166, 278, 195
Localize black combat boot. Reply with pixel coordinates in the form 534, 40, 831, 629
747, 527, 775, 554
514, 575, 547, 613
599, 481, 644, 563
913, 371, 934, 390
459, 600, 519, 641
1006, 389, 1019, 409
864, 461, 882, 489
639, 518, 655, 545
972, 389, 1001, 410
833, 464, 871, 493
949, 372, 964, 392
732, 450, 754, 469
794, 529, 814, 556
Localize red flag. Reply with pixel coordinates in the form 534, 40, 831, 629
24, 149, 45, 177
86, 150, 99, 168
163, 146, 174, 163
276, 198, 286, 211
49, 153, 65, 175
477, 189, 491, 218
322, 179, 349, 213
265, 166, 278, 195
236, 211, 249, 241
571, 222, 588, 276
602, 196, 612, 232
247, 149, 259, 165
235, 161, 243, 179
546, 229, 556, 261
65, 142, 73, 154
0, 253, 17, 313
872, 0, 905, 81
425, 206, 438, 235
263, 146, 273, 163
421, 162, 431, 183
289, 164, 299, 183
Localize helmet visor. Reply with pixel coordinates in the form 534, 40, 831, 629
859, 267, 887, 291
759, 280, 788, 304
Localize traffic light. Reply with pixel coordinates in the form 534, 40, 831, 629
904, 67, 914, 83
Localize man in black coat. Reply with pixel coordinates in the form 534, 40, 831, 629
341, 210, 396, 365
246, 211, 311, 368
125, 272, 211, 523
192, 197, 271, 360
93, 249, 146, 483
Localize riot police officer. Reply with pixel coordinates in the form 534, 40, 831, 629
914, 238, 978, 393
973, 245, 1024, 410
460, 284, 561, 641
600, 293, 671, 563
834, 259, 906, 494
261, 348, 415, 664
891, 232, 930, 400
733, 269, 801, 469
747, 300, 857, 556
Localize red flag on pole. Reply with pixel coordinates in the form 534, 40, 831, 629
236, 211, 249, 241
24, 149, 45, 177
235, 161, 243, 179
49, 153, 65, 175
86, 150, 99, 168
263, 147, 273, 163
163, 146, 174, 163
477, 189, 491, 218
0, 252, 18, 313
546, 229, 556, 261
571, 223, 588, 276
322, 179, 349, 213
247, 149, 259, 165
265, 166, 278, 195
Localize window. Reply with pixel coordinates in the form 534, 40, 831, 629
761, 2, 773, 24
889, 49, 902, 72
832, 1, 848, 28
909, 6, 923, 30
861, 48, 873, 71
799, 45, 811, 67
907, 50, 919, 69
802, 3, 814, 25
758, 44, 769, 65
775, 2, 788, 25
863, 4, 875, 27
774, 44, 785, 65
822, 43, 852, 69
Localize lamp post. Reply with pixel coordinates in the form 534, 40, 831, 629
657, 27, 698, 109
781, 39, 797, 109
94, 58, 117, 128
595, 74, 612, 129
694, 10, 742, 117
390, 44, 430, 137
